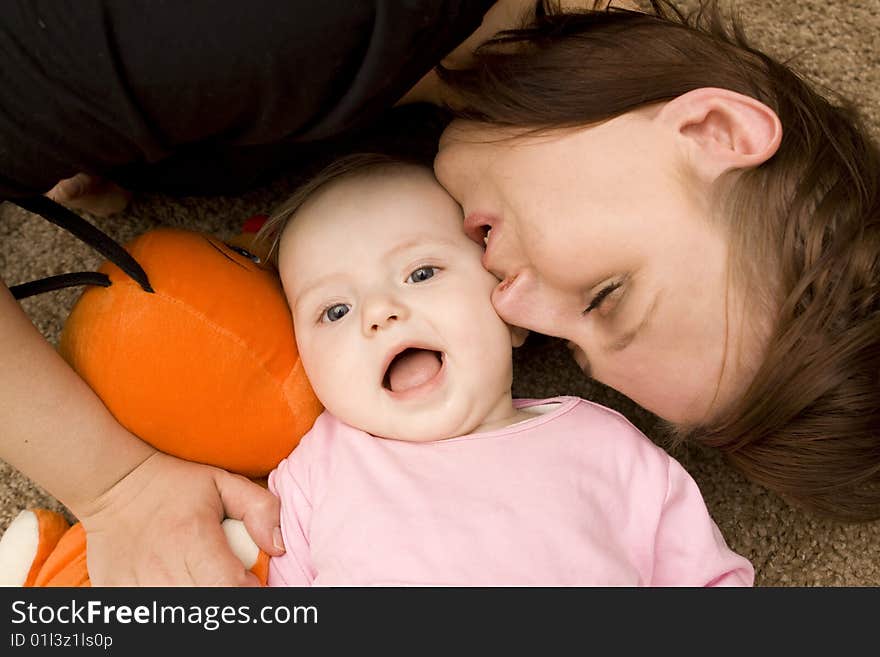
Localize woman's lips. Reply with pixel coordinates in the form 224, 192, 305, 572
491, 271, 529, 323
495, 273, 517, 294
465, 212, 532, 325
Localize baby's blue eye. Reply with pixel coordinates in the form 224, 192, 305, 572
322, 303, 350, 323
407, 266, 437, 283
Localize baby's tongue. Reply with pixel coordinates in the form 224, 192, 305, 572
388, 349, 441, 392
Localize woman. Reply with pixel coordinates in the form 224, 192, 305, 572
433, 1, 880, 521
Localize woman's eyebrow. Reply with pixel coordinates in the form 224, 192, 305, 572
605, 292, 660, 353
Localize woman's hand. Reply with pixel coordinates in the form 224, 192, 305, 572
441, 0, 641, 69
44, 173, 131, 217
397, 0, 641, 106
397, 0, 539, 105
78, 452, 284, 586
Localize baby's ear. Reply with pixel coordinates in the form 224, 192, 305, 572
509, 325, 529, 348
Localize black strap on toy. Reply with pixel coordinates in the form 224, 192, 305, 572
7, 196, 153, 300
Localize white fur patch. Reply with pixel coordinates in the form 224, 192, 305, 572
221, 519, 259, 569
0, 510, 40, 586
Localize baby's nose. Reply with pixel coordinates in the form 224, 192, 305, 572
369, 312, 398, 332
361, 295, 407, 334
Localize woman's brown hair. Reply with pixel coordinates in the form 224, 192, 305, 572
439, 0, 880, 521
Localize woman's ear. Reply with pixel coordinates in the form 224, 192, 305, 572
661, 87, 782, 183
510, 325, 529, 348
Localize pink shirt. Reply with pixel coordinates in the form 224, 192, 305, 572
268, 397, 753, 586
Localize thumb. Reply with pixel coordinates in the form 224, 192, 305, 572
215, 471, 285, 557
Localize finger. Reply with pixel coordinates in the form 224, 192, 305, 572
215, 471, 285, 556
52, 173, 90, 201
43, 172, 131, 216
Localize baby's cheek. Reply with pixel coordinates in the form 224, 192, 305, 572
297, 340, 335, 395
478, 266, 502, 290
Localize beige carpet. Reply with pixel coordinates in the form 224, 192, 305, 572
1, 0, 878, 586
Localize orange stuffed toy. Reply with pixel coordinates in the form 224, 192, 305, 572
0, 221, 322, 586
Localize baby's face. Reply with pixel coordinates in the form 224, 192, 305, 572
278, 168, 519, 441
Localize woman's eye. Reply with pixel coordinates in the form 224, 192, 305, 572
583, 280, 624, 317
407, 266, 437, 283
321, 303, 350, 323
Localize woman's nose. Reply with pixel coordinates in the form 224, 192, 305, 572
361, 294, 408, 335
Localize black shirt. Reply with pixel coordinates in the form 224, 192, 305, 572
0, 0, 493, 198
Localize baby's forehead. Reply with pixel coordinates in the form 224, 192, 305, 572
280, 166, 471, 274
287, 178, 463, 242
284, 223, 474, 290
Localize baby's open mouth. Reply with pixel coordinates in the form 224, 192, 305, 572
383, 348, 444, 393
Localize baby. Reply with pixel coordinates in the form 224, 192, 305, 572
260, 153, 753, 586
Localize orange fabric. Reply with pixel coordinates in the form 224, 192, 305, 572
32, 523, 91, 587
58, 228, 322, 478
24, 510, 71, 587
18, 226, 322, 587
250, 549, 270, 586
